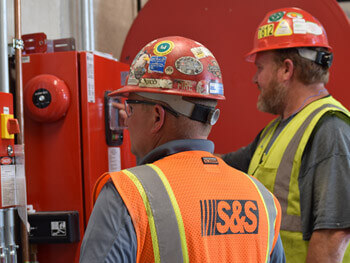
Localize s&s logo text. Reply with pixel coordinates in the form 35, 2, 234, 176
200, 200, 259, 236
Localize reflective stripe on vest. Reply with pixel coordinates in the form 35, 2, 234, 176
245, 175, 278, 262
263, 103, 344, 232
123, 164, 189, 263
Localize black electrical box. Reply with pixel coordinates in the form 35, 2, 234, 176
28, 211, 80, 243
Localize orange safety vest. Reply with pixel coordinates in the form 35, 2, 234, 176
94, 151, 282, 263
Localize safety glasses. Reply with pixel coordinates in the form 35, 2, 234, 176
124, 100, 179, 117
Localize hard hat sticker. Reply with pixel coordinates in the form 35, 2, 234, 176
293, 18, 307, 34
127, 74, 139, 86
258, 24, 274, 39
173, 79, 197, 93
131, 50, 149, 67
133, 67, 147, 80
306, 22, 323, 35
139, 78, 173, 89
165, 66, 174, 75
287, 12, 303, 19
208, 60, 222, 79
209, 82, 223, 95
191, 46, 214, 59
268, 11, 285, 23
197, 80, 209, 95
274, 20, 292, 36
153, 40, 175, 56
175, 56, 203, 75
130, 52, 150, 80
149, 56, 167, 73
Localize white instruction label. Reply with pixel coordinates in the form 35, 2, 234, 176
86, 52, 95, 103
22, 56, 30, 63
108, 147, 121, 172
1, 165, 17, 206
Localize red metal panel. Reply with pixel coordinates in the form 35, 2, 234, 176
22, 51, 84, 263
120, 0, 350, 152
0, 93, 14, 157
79, 52, 135, 225
0, 92, 15, 209
22, 51, 134, 262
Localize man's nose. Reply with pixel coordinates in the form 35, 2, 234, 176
252, 72, 258, 84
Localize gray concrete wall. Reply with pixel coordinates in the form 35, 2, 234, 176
4, 0, 350, 60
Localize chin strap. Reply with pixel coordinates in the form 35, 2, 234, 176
136, 92, 220, 125
297, 48, 333, 68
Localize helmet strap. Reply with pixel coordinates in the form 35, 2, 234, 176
136, 92, 219, 125
297, 48, 333, 68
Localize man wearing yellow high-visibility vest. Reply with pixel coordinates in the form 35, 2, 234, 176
219, 7, 350, 263
79, 36, 285, 262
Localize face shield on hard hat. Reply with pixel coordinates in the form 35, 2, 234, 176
245, 7, 333, 66
109, 36, 225, 127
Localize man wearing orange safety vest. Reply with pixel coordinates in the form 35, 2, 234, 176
80, 36, 285, 262
219, 7, 350, 262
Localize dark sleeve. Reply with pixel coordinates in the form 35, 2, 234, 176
221, 131, 262, 173
79, 181, 137, 263
299, 112, 350, 240
270, 235, 286, 263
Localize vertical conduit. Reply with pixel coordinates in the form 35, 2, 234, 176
81, 0, 95, 51
0, 210, 5, 262
14, 0, 30, 261
0, 0, 10, 93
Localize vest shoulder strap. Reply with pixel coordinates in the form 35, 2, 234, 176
121, 164, 189, 263
246, 174, 281, 259
276, 102, 350, 232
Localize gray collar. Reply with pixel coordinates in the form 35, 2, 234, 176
139, 139, 214, 165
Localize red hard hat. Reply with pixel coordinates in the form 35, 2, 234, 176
109, 36, 225, 100
246, 7, 332, 62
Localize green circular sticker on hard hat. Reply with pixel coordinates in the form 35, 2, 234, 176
268, 11, 285, 22
154, 41, 175, 56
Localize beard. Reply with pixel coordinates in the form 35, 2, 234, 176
257, 77, 288, 115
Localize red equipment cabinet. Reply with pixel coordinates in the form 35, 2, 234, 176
22, 51, 135, 262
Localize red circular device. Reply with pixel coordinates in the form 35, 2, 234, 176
24, 74, 70, 122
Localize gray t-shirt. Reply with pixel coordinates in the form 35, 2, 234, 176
222, 112, 350, 240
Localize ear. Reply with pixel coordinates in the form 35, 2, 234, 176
279, 58, 294, 81
150, 104, 165, 133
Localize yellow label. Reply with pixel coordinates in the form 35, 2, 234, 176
258, 24, 274, 39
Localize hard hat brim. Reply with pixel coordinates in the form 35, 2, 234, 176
109, 85, 226, 100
